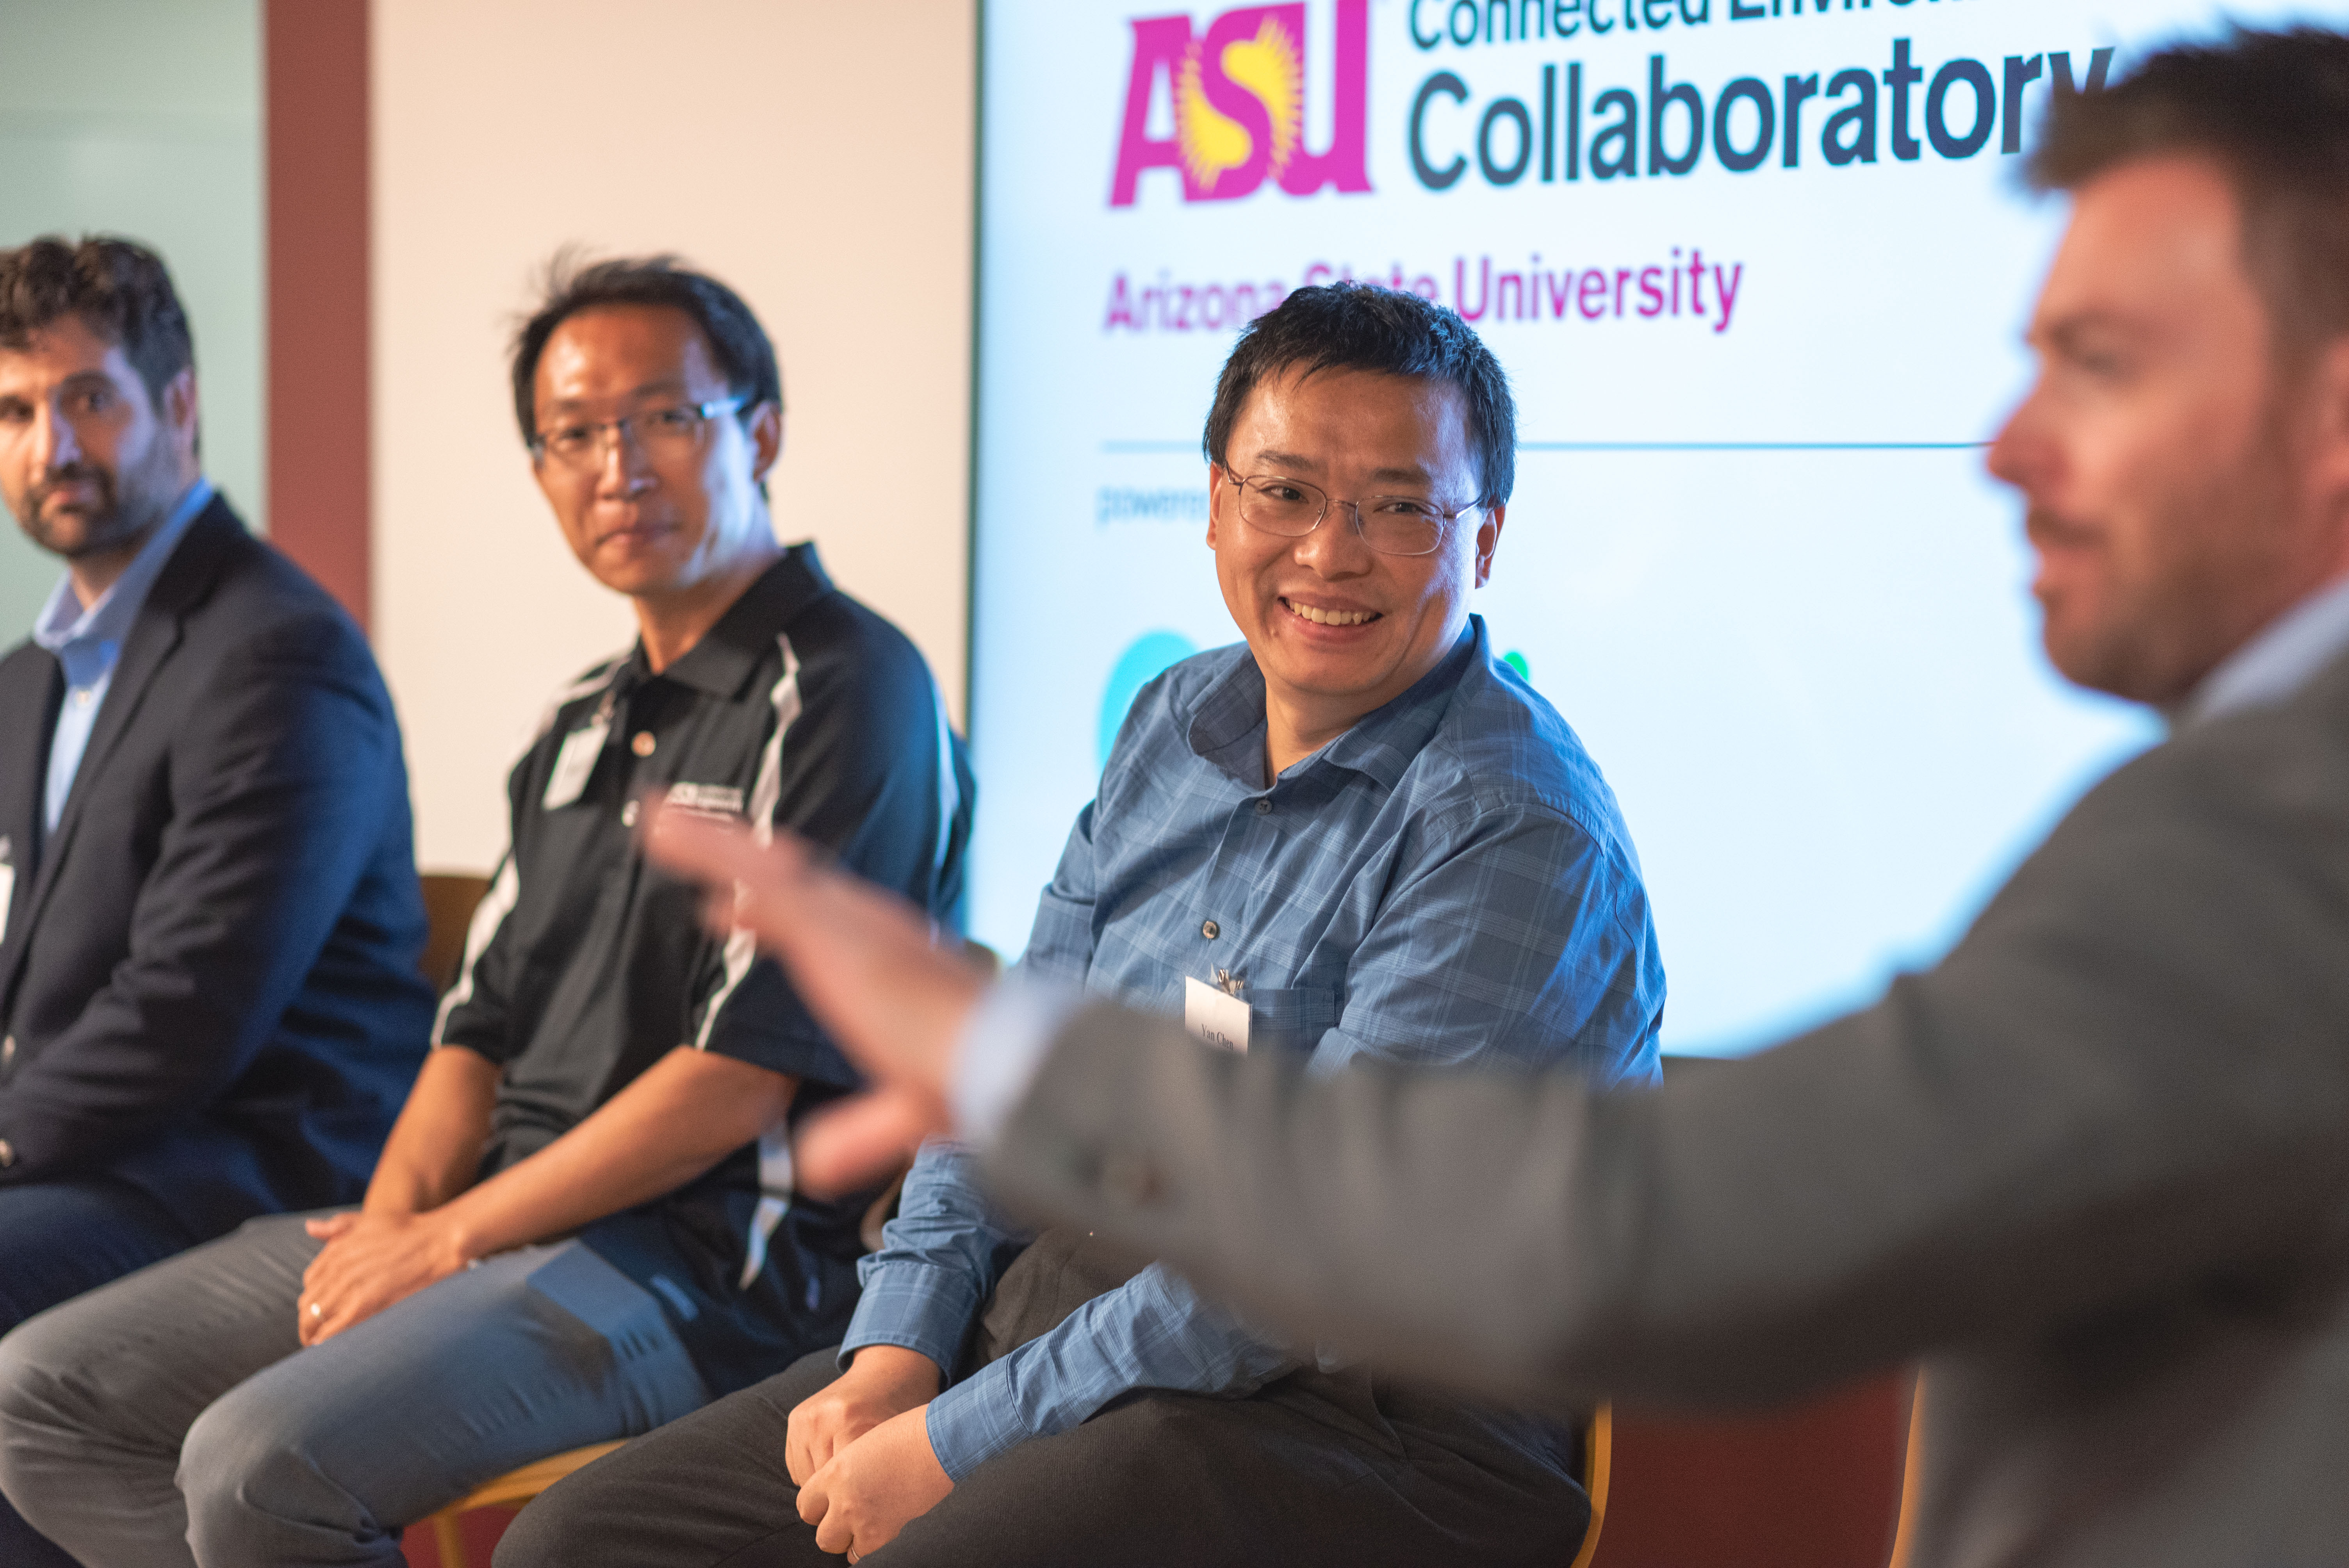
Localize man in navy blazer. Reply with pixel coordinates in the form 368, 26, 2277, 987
0, 235, 432, 1560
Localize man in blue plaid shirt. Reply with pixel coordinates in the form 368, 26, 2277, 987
501, 282, 1665, 1568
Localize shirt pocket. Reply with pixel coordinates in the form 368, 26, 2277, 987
1246, 984, 1342, 1058
1021, 886, 1094, 977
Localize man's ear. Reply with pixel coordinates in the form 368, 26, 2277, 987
2304, 338, 2349, 577
161, 367, 200, 462
1204, 462, 1226, 550
1473, 502, 1505, 589
749, 401, 784, 485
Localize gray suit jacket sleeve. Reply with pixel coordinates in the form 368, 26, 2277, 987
983, 663, 2349, 1416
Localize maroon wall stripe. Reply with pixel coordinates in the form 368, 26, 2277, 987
264, 0, 370, 631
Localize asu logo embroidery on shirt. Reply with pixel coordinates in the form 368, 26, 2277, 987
665, 783, 747, 821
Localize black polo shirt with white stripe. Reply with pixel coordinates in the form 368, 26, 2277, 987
435, 543, 974, 1395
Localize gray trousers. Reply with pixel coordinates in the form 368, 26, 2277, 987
0, 1211, 710, 1568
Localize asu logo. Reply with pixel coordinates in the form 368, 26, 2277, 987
1111, 2, 1371, 207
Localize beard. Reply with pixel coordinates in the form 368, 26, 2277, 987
14, 435, 182, 562
2033, 405, 2311, 708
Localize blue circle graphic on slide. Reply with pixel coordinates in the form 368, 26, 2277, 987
1100, 631, 1198, 767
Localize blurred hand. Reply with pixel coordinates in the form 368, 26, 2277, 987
642, 801, 987, 1192
787, 1345, 943, 1485
797, 1404, 953, 1561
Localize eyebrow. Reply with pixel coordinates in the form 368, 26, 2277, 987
1249, 449, 1438, 487
2034, 310, 2151, 351
540, 376, 691, 415
0, 371, 119, 406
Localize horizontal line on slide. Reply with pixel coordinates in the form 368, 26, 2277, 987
1521, 441, 1992, 453
1101, 440, 1991, 455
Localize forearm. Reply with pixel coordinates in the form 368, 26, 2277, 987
433, 1045, 797, 1261
363, 1045, 500, 1215
990, 961, 2349, 1417
843, 1141, 1030, 1374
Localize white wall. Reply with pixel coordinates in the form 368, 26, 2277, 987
0, 0, 262, 640
373, 0, 975, 873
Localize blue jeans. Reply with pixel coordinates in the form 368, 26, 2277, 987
0, 1177, 198, 1568
0, 1210, 711, 1568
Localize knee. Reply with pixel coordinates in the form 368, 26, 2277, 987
178, 1377, 348, 1561
0, 1303, 102, 1452
491, 1491, 574, 1568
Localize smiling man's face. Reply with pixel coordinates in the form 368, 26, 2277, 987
531, 303, 772, 603
1208, 365, 1502, 741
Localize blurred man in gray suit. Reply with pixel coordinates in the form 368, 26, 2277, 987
636, 28, 2349, 1568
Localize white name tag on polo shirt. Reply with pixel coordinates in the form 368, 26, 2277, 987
1184, 976, 1250, 1053
542, 719, 610, 811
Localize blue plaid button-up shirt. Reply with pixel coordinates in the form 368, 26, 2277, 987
843, 615, 1665, 1479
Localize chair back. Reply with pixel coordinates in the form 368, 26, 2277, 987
1585, 1371, 1913, 1568
419, 871, 494, 994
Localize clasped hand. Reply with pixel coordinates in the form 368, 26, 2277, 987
296, 1210, 470, 1347
789, 1346, 953, 1559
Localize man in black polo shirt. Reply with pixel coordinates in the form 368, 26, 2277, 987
0, 256, 974, 1568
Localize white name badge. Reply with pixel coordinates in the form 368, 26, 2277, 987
1184, 976, 1250, 1053
542, 720, 610, 810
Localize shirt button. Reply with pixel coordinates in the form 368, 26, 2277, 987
73, 688, 94, 708
1201, 919, 1219, 940
621, 800, 640, 829
1253, 798, 1271, 815
631, 732, 658, 757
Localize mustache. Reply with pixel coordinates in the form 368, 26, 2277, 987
2023, 506, 2098, 551
27, 463, 117, 515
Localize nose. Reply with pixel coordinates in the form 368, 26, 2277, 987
35, 401, 82, 472
1292, 499, 1374, 576
593, 423, 654, 498
1985, 379, 2049, 496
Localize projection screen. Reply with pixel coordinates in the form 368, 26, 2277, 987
967, 0, 2345, 1055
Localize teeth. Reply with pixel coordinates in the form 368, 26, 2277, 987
1287, 600, 1377, 627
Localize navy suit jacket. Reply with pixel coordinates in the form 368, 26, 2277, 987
0, 497, 433, 1240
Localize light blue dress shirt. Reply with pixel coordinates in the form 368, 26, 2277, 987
29, 478, 213, 836
2181, 572, 2349, 727
849, 615, 1665, 1480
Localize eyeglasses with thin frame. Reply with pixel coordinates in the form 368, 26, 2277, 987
1220, 467, 1474, 558
531, 396, 748, 472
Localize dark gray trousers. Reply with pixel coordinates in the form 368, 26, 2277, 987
497, 1231, 1589, 1568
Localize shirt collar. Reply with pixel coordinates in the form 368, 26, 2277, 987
638, 541, 834, 698
2178, 572, 2349, 728
1185, 617, 1483, 791
30, 477, 214, 658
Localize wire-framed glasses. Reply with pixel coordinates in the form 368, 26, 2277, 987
531, 396, 748, 471
1222, 468, 1470, 558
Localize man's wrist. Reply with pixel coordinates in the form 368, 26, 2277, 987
428, 1202, 488, 1272
848, 1343, 945, 1396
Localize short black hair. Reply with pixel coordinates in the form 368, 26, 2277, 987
0, 235, 196, 412
509, 251, 782, 445
2030, 26, 2349, 354
1203, 282, 1517, 509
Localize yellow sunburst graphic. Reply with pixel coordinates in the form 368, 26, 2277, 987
1175, 18, 1302, 194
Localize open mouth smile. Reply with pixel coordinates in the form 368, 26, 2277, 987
1281, 597, 1381, 628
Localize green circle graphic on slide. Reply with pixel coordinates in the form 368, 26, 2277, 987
1100, 631, 1199, 768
